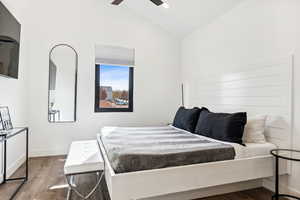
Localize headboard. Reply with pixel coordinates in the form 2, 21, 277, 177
186, 56, 294, 149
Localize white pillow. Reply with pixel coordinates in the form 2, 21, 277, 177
243, 115, 267, 143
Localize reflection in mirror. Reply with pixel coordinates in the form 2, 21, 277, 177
48, 44, 78, 123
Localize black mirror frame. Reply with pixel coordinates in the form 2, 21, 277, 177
48, 44, 78, 123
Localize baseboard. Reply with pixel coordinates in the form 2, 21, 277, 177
30, 148, 67, 157
142, 179, 263, 200
263, 177, 300, 198
0, 153, 26, 183
287, 187, 300, 198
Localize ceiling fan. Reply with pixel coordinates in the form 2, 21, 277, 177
111, 0, 169, 8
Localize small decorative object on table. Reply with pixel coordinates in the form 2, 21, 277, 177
270, 149, 300, 200
0, 113, 3, 130
0, 106, 13, 130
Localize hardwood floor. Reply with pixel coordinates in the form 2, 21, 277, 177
0, 156, 283, 200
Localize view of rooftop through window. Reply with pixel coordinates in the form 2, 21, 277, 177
98, 65, 130, 109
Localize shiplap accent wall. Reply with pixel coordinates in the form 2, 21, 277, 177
181, 0, 300, 195
186, 56, 294, 149
185, 56, 295, 194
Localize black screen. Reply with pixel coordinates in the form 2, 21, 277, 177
0, 2, 21, 79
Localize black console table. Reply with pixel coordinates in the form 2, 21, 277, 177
0, 127, 29, 200
270, 149, 300, 200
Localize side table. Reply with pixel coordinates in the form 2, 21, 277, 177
0, 127, 29, 200
270, 149, 300, 200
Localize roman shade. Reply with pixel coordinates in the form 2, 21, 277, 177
95, 45, 135, 66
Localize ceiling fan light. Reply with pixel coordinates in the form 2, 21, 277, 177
162, 2, 169, 8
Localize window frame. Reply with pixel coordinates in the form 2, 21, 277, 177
94, 63, 134, 113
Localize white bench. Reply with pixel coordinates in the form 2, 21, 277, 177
64, 140, 104, 200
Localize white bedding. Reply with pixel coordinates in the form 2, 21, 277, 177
172, 126, 277, 159
101, 125, 276, 160
201, 135, 276, 159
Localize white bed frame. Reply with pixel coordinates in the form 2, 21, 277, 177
98, 56, 294, 200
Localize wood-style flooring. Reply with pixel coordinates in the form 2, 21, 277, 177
0, 156, 284, 200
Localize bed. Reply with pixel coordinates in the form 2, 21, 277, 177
97, 125, 286, 200
97, 56, 294, 200
100, 126, 277, 174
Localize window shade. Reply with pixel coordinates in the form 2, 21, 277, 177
95, 45, 135, 66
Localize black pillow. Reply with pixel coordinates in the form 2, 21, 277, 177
195, 108, 247, 145
173, 107, 201, 133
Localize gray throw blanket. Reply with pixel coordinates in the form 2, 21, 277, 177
100, 126, 235, 173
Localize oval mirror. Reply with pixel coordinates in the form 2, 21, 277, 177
48, 44, 78, 123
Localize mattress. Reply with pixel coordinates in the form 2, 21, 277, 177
100, 126, 236, 173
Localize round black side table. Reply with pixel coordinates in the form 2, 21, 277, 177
270, 149, 300, 200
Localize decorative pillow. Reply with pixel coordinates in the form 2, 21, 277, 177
195, 108, 247, 145
173, 107, 201, 133
243, 115, 267, 143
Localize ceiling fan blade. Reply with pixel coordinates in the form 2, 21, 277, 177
149, 0, 164, 6
111, 0, 124, 5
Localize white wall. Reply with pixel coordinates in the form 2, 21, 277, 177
25, 0, 181, 156
181, 0, 300, 195
0, 0, 29, 181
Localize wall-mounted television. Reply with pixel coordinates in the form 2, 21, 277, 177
0, 2, 21, 79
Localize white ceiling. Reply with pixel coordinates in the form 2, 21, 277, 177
109, 0, 243, 38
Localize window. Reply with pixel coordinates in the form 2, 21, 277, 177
95, 64, 134, 112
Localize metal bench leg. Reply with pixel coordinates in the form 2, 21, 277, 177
70, 175, 76, 187
66, 175, 76, 200
66, 172, 104, 200
67, 186, 72, 200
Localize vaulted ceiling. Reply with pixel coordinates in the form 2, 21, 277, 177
108, 0, 243, 38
